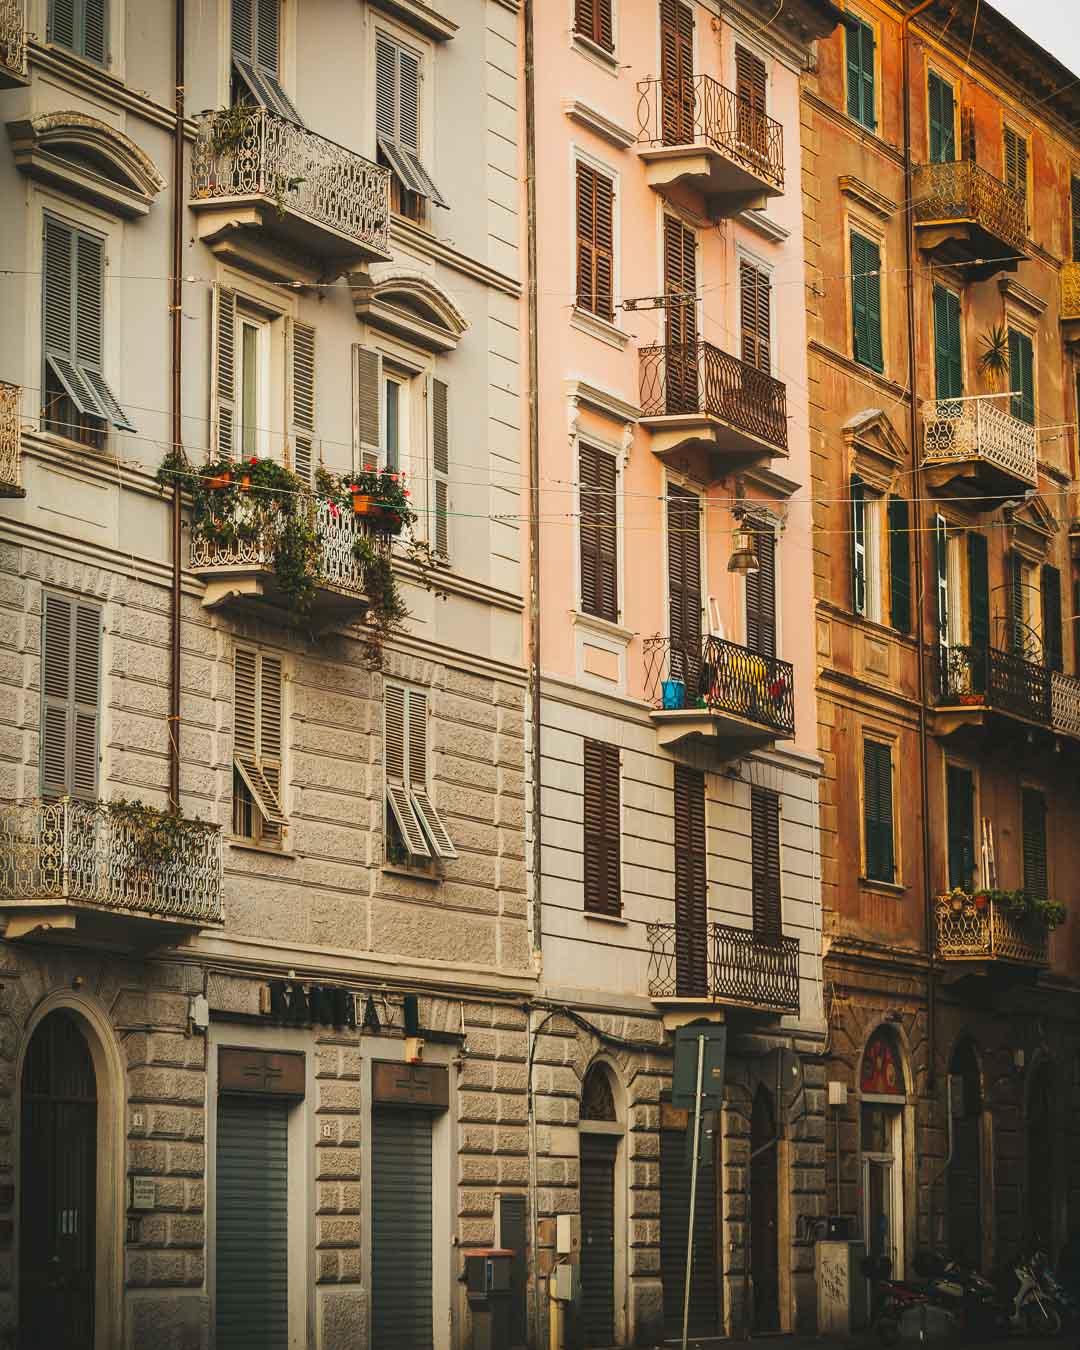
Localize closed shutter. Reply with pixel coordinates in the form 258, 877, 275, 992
735, 45, 767, 160
233, 648, 287, 832
751, 786, 782, 942
231, 0, 302, 123
673, 765, 707, 997
288, 319, 315, 485
961, 106, 977, 163
935, 514, 950, 649
41, 594, 101, 800
928, 72, 955, 163
745, 522, 776, 657
372, 1109, 433, 1350
576, 163, 615, 322
215, 1097, 289, 1350
851, 475, 866, 616
1074, 575, 1080, 675
660, 1118, 719, 1338
933, 286, 963, 400
850, 233, 883, 372
352, 345, 382, 470
1072, 176, 1080, 263
1003, 126, 1028, 216
212, 286, 238, 460
967, 533, 989, 695
580, 1135, 617, 1348
946, 763, 976, 891
888, 496, 911, 634
845, 17, 875, 129
574, 0, 613, 52
863, 738, 895, 884
739, 260, 771, 373
583, 739, 620, 916
1041, 564, 1063, 672
48, 0, 106, 62
1021, 788, 1048, 899
664, 216, 698, 413
407, 688, 456, 859
660, 0, 694, 145
497, 1194, 528, 1349
1008, 550, 1025, 654
1007, 328, 1034, 425
429, 377, 449, 559
384, 683, 431, 859
667, 485, 702, 689
579, 445, 618, 622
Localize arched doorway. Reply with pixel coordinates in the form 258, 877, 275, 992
750, 1084, 780, 1332
1028, 1062, 1054, 1248
20, 1010, 98, 1350
860, 1027, 906, 1280
579, 1063, 622, 1347
947, 1040, 983, 1269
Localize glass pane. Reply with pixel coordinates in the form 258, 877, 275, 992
866, 1160, 893, 1261
861, 1103, 889, 1153
385, 380, 399, 472
241, 323, 258, 457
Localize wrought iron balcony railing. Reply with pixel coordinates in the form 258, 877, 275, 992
644, 633, 795, 738
191, 107, 390, 259
1061, 262, 1080, 323
0, 0, 26, 83
921, 397, 1037, 487
635, 75, 784, 191
912, 160, 1027, 257
936, 893, 1048, 966
0, 382, 21, 494
1051, 669, 1080, 740
639, 342, 788, 454
0, 798, 223, 924
934, 643, 1051, 725
647, 921, 800, 1012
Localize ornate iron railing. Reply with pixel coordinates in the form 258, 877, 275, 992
935, 893, 1048, 966
1062, 262, 1080, 322
636, 75, 784, 191
0, 798, 223, 923
639, 342, 788, 453
921, 396, 1037, 487
191, 107, 390, 257
912, 160, 1027, 256
934, 644, 1051, 726
1051, 670, 1080, 740
647, 921, 800, 1011
0, 0, 26, 81
0, 382, 20, 492
644, 632, 795, 738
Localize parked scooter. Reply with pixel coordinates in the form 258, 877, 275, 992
911, 1250, 1009, 1342
990, 1251, 1062, 1337
865, 1252, 1004, 1345
1032, 1243, 1080, 1331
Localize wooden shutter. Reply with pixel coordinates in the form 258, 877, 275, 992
961, 106, 976, 163
946, 764, 976, 891
42, 217, 96, 417
1072, 176, 1080, 263
375, 34, 398, 142
288, 320, 315, 485
667, 485, 702, 690
212, 286, 237, 460
935, 514, 950, 649
407, 689, 456, 858
231, 0, 301, 122
673, 765, 707, 996
1007, 328, 1034, 425
583, 739, 620, 916
928, 72, 955, 163
1041, 564, 1063, 672
751, 786, 782, 944
851, 234, 883, 372
845, 18, 875, 129
1004, 126, 1028, 213
735, 46, 767, 159
1021, 787, 1048, 900
1074, 574, 1080, 676
82, 0, 105, 60
231, 0, 254, 61
933, 286, 962, 400
48, 0, 105, 61
863, 739, 894, 884
739, 261, 771, 373
579, 445, 618, 622
745, 522, 776, 657
1008, 550, 1025, 654
660, 0, 694, 145
574, 0, 613, 52
49, 0, 76, 49
352, 345, 382, 470
967, 531, 989, 657
888, 496, 911, 634
851, 475, 866, 616
576, 163, 614, 322
664, 216, 698, 413
384, 683, 430, 859
41, 593, 101, 800
233, 649, 287, 831
430, 377, 449, 559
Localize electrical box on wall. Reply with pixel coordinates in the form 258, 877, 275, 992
556, 1213, 579, 1255
827, 1080, 848, 1107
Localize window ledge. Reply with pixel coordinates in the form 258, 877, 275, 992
382, 863, 441, 884
571, 307, 629, 350
368, 0, 458, 40
572, 609, 634, 643
859, 877, 906, 896
228, 838, 296, 859
570, 32, 618, 74
584, 910, 627, 926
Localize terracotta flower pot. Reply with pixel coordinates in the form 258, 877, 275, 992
203, 472, 232, 491
974, 894, 988, 911
352, 492, 382, 518
238, 473, 252, 493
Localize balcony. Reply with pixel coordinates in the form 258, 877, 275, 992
647, 921, 800, 1015
0, 798, 223, 945
1061, 262, 1080, 346
920, 396, 1036, 504
635, 76, 783, 213
639, 342, 787, 477
0, 382, 23, 497
912, 161, 1027, 278
1051, 670, 1080, 740
644, 633, 795, 753
936, 893, 1048, 971
0, 1, 26, 87
190, 108, 391, 282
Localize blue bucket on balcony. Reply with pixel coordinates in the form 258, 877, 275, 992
661, 678, 686, 710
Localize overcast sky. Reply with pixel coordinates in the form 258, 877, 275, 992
987, 1, 1080, 82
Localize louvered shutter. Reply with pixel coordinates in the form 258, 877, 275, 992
739, 261, 771, 373
851, 475, 866, 616
48, 0, 76, 49
1008, 550, 1025, 654
384, 684, 430, 859
1074, 575, 1080, 675
887, 496, 911, 634
574, 0, 613, 53
288, 320, 315, 485
667, 486, 702, 691
935, 514, 950, 649
751, 786, 782, 943
863, 739, 894, 883
41, 593, 73, 799
231, 0, 302, 124
664, 216, 698, 413
579, 445, 618, 622
735, 46, 767, 161
660, 0, 694, 146
1021, 788, 1048, 900
233, 649, 288, 832
231, 0, 253, 61
928, 73, 955, 163
407, 689, 456, 859
845, 18, 875, 129
850, 234, 883, 372
673, 765, 707, 996
745, 522, 776, 657
1041, 565, 1063, 672
430, 377, 450, 559
352, 346, 382, 470
41, 594, 101, 800
961, 107, 977, 163
375, 35, 446, 208
1004, 126, 1028, 214
576, 164, 614, 322
212, 286, 238, 460
1072, 176, 1080, 263
1007, 329, 1034, 425
583, 740, 620, 916
967, 533, 989, 688
933, 286, 962, 400
48, 0, 106, 62
946, 764, 975, 891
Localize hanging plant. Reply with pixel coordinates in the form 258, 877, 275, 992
976, 324, 1010, 391
106, 798, 219, 870
943, 886, 1066, 929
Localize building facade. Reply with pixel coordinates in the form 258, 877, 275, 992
0, 2, 531, 1348
803, 0, 1080, 1284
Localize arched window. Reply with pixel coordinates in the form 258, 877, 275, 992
581, 1063, 618, 1122
860, 1026, 905, 1097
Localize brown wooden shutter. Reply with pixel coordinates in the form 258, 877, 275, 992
735, 45, 767, 160
667, 485, 702, 691
745, 522, 776, 657
1004, 125, 1028, 216
739, 260, 771, 373
660, 0, 694, 145
212, 285, 237, 460
288, 319, 315, 484
41, 593, 101, 800
579, 444, 618, 622
583, 739, 620, 916
576, 163, 614, 322
673, 765, 707, 997
961, 106, 976, 162
663, 216, 698, 413
574, 0, 613, 52
751, 786, 782, 944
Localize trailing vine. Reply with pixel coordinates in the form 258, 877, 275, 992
106, 797, 219, 869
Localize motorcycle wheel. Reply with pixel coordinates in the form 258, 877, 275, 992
1022, 1298, 1062, 1337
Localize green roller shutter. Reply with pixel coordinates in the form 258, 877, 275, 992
851, 233, 883, 372
888, 496, 911, 633
946, 763, 975, 891
372, 1108, 433, 1350
1007, 328, 1034, 425
933, 286, 962, 400
660, 1118, 719, 1338
928, 72, 955, 163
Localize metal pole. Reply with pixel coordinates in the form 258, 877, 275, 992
682, 1034, 705, 1350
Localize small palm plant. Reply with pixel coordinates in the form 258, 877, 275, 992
977, 323, 1010, 391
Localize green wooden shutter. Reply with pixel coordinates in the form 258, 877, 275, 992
928, 73, 955, 163
935, 514, 950, 649
1021, 787, 1047, 900
49, 0, 106, 63
851, 475, 866, 616
1041, 564, 1063, 672
1008, 550, 1025, 654
751, 786, 782, 943
845, 18, 875, 130
863, 739, 894, 883
887, 496, 911, 633
288, 319, 315, 485
946, 764, 976, 891
967, 532, 989, 654
1004, 125, 1028, 213
1007, 328, 1034, 425
933, 286, 962, 400
851, 234, 883, 372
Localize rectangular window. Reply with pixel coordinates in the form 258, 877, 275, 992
750, 786, 782, 943
673, 764, 707, 996
1021, 787, 1048, 900
579, 444, 618, 622
1008, 550, 1039, 656
375, 33, 447, 213
739, 260, 771, 373
933, 286, 963, 400
863, 737, 895, 884
287, 318, 315, 484
744, 520, 776, 656
230, 0, 302, 123
384, 684, 456, 864
887, 496, 911, 634
583, 739, 620, 916
927, 72, 955, 163
352, 344, 383, 471
968, 530, 990, 660
1007, 328, 1034, 425
663, 215, 698, 411
1003, 124, 1029, 218
574, 0, 613, 53
850, 232, 883, 372
660, 0, 695, 145
845, 16, 876, 131
238, 315, 269, 458
48, 0, 106, 64
667, 484, 702, 688
934, 513, 949, 650
385, 379, 400, 473
233, 647, 288, 844
41, 593, 101, 800
576, 162, 615, 323
946, 763, 976, 891
429, 376, 449, 559
735, 46, 768, 160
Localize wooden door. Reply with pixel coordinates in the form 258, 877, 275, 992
750, 1085, 780, 1333
580, 1134, 618, 1346
673, 765, 707, 997
660, 0, 694, 145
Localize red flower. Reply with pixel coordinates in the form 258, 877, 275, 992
404, 490, 411, 498
249, 456, 258, 465
328, 503, 338, 517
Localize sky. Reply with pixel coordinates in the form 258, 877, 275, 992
987, 1, 1080, 82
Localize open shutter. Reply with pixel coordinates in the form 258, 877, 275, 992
583, 739, 620, 916
233, 649, 288, 830
667, 486, 702, 690
384, 684, 430, 859
406, 689, 456, 859
43, 217, 98, 418
739, 261, 771, 373
745, 522, 776, 657
232, 0, 302, 123
933, 286, 962, 400
1007, 329, 1034, 425
41, 594, 73, 798
967, 531, 989, 658
375, 35, 446, 207
212, 286, 237, 460
288, 320, 315, 485
851, 475, 866, 616
887, 496, 911, 634
673, 765, 707, 996
352, 345, 383, 471
863, 739, 894, 883
751, 786, 782, 943
946, 764, 975, 891
1041, 565, 1063, 672
961, 106, 976, 162
72, 601, 101, 800
1072, 176, 1080, 263
430, 377, 449, 558
1021, 788, 1048, 899
928, 73, 955, 163
579, 445, 618, 622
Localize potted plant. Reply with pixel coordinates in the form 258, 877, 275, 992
977, 323, 1010, 392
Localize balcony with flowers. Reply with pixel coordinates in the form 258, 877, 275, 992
936, 887, 1062, 972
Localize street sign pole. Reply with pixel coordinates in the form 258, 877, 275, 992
681, 1033, 705, 1350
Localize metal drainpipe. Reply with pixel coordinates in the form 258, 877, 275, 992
168, 0, 185, 812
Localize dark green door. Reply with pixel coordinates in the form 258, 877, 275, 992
580, 1134, 618, 1346
372, 1108, 434, 1350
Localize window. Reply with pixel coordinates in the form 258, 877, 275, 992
233, 647, 288, 844
384, 683, 456, 864
583, 739, 620, 915
850, 232, 883, 372
576, 162, 615, 323
888, 496, 911, 634
1008, 549, 1041, 657
1071, 175, 1080, 263
745, 520, 776, 656
41, 593, 101, 800
845, 16, 876, 131
48, 0, 107, 64
659, 0, 695, 145
673, 764, 706, 995
1003, 124, 1029, 217
375, 33, 447, 217
739, 260, 771, 373
579, 444, 618, 622
574, 0, 613, 53
667, 484, 702, 685
663, 216, 697, 410
851, 475, 906, 629
946, 763, 976, 891
735, 46, 768, 160
1042, 564, 1063, 672
933, 286, 962, 400
927, 72, 955, 163
862, 737, 895, 884
353, 345, 383, 471
1007, 327, 1034, 425
238, 314, 270, 458
751, 786, 782, 943
230, 0, 302, 122
42, 215, 134, 446
385, 377, 401, 473
1021, 787, 1047, 900
429, 376, 449, 559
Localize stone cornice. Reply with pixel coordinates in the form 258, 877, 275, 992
838, 173, 897, 221
562, 100, 636, 152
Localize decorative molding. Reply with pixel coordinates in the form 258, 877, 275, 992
808, 340, 911, 404
839, 174, 897, 221
571, 609, 635, 644
997, 276, 1047, 319
562, 100, 636, 151
565, 379, 640, 427
740, 463, 802, 499
570, 31, 619, 75
368, 0, 458, 40
842, 407, 909, 475
28, 42, 179, 134
734, 208, 790, 244
389, 216, 521, 297
569, 307, 630, 350
349, 264, 469, 352
800, 90, 906, 170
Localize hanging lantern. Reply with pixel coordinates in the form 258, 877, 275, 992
727, 528, 759, 574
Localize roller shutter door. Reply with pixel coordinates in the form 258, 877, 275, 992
580, 1134, 617, 1347
372, 1108, 434, 1350
660, 1121, 720, 1338
215, 1097, 289, 1350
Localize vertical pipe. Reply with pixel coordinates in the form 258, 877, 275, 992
169, 0, 185, 812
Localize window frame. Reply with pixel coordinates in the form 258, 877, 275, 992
231, 645, 288, 848
577, 440, 621, 624
573, 149, 619, 328
374, 25, 447, 214
944, 759, 978, 893
927, 68, 957, 164
237, 311, 272, 460
383, 680, 456, 867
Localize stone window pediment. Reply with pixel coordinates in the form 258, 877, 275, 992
7, 113, 166, 218
349, 265, 468, 352
843, 407, 907, 489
